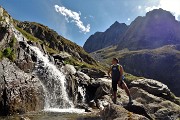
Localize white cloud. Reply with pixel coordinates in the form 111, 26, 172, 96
54, 5, 90, 33
145, 0, 180, 20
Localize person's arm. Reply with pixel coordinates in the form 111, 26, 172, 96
108, 67, 112, 78
119, 65, 124, 81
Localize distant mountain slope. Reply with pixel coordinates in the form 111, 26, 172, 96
91, 45, 180, 96
83, 21, 128, 53
117, 9, 180, 50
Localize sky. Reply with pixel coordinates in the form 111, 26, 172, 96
0, 0, 180, 46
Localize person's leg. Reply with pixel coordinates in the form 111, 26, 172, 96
121, 81, 133, 103
112, 80, 117, 104
121, 82, 130, 96
113, 91, 117, 103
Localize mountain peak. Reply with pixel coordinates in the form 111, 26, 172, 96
110, 21, 127, 28
83, 21, 128, 53
146, 8, 176, 21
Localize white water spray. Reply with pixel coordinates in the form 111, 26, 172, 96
12, 26, 85, 113
78, 86, 86, 103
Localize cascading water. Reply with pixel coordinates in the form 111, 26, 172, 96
78, 86, 86, 103
12, 26, 85, 113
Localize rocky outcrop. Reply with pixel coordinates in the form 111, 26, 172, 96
83, 21, 128, 53
0, 59, 44, 116
94, 78, 180, 120
80, 68, 106, 78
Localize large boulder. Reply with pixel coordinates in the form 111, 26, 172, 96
129, 79, 180, 104
130, 79, 171, 95
80, 68, 106, 78
0, 58, 44, 115
129, 87, 180, 119
64, 64, 77, 75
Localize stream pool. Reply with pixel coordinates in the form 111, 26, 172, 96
0, 110, 103, 120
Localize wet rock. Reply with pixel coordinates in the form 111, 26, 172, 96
97, 99, 104, 110
76, 104, 93, 112
89, 100, 97, 108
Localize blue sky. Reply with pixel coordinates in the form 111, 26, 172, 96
0, 0, 180, 46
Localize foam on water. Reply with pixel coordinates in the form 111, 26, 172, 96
44, 108, 85, 113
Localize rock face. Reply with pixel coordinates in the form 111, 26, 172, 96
0, 59, 44, 115
83, 21, 128, 53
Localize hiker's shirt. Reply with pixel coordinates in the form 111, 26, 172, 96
111, 64, 121, 81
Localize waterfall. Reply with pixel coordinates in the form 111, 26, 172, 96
12, 26, 85, 113
78, 86, 86, 103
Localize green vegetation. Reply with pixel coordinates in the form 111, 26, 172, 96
64, 57, 104, 70
15, 26, 59, 55
9, 36, 17, 48
15, 26, 42, 43
0, 35, 17, 61
0, 51, 3, 60
0, 47, 16, 61
3, 47, 12, 57
124, 73, 144, 84
44, 46, 58, 54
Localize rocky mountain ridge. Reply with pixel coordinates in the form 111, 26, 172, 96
83, 21, 128, 53
84, 9, 180, 52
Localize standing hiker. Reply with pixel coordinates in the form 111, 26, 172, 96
108, 58, 133, 104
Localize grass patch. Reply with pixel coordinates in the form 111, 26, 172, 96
0, 51, 3, 60
44, 46, 58, 54
9, 36, 17, 48
64, 57, 104, 70
15, 26, 42, 43
0, 47, 16, 61
15, 26, 60, 55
